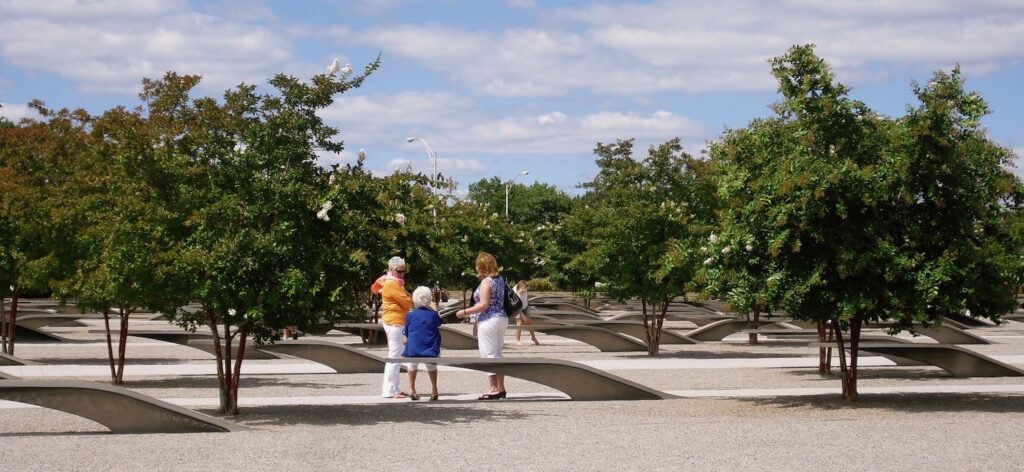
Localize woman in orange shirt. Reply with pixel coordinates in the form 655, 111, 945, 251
379, 256, 412, 398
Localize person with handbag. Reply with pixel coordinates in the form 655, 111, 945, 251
455, 251, 509, 400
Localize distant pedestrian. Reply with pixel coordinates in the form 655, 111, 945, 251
513, 280, 540, 346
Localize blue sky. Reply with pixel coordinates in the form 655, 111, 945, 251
2, 0, 1023, 196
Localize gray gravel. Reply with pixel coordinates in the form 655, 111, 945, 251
2, 312, 1024, 471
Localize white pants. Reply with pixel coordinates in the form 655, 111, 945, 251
476, 315, 508, 358
381, 323, 406, 397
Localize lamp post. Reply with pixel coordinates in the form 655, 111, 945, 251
405, 137, 437, 186
406, 137, 438, 219
505, 170, 529, 220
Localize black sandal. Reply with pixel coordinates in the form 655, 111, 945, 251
478, 393, 500, 400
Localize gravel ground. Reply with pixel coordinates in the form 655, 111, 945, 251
2, 304, 1024, 471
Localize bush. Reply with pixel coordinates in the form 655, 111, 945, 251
526, 278, 558, 292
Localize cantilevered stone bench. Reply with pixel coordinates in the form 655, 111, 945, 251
0, 380, 242, 433
907, 324, 992, 345
530, 302, 602, 315
532, 320, 697, 345
331, 323, 387, 345
17, 313, 100, 328
527, 325, 647, 352
686, 319, 786, 341
388, 357, 671, 401
439, 326, 479, 350
0, 352, 35, 367
256, 340, 387, 373
853, 343, 1024, 377
102, 330, 280, 359
524, 309, 602, 319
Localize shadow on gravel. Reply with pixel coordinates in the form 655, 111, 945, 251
213, 403, 532, 428
783, 367, 952, 381
739, 392, 1024, 413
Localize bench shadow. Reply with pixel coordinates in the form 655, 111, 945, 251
737, 392, 1024, 413
213, 403, 533, 427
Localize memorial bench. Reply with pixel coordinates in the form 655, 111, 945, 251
686, 319, 786, 342
95, 330, 281, 359
0, 379, 241, 433
817, 343, 1024, 377
387, 357, 672, 401
526, 325, 648, 352
255, 340, 388, 373
530, 320, 696, 345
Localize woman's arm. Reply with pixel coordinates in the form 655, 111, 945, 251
455, 278, 492, 319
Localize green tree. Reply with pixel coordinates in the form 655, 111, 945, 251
0, 104, 90, 354
573, 138, 717, 355
706, 44, 1019, 399
467, 177, 573, 226
139, 58, 381, 414
51, 103, 193, 384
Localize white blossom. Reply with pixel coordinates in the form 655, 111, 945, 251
228, 308, 236, 316
703, 257, 714, 266
721, 246, 731, 254
745, 243, 754, 251
341, 63, 352, 76
321, 201, 333, 211
709, 232, 718, 243
327, 58, 340, 75
395, 213, 406, 224
317, 208, 330, 221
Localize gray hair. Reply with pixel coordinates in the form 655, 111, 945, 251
412, 286, 433, 308
387, 256, 406, 272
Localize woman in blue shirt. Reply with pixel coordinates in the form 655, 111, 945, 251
455, 252, 509, 400
403, 286, 443, 401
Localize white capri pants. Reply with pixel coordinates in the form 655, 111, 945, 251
476, 314, 508, 358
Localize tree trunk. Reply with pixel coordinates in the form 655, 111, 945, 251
4, 290, 18, 355
641, 298, 668, 356
103, 310, 117, 382
817, 320, 833, 375
748, 305, 761, 344
832, 318, 862, 401
115, 309, 130, 384
208, 309, 248, 415
1, 293, 7, 354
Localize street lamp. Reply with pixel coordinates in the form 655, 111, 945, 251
505, 170, 530, 220
405, 137, 437, 186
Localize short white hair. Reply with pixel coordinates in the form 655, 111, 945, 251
388, 256, 406, 272
412, 286, 433, 308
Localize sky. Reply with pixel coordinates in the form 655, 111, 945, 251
1, 0, 1023, 196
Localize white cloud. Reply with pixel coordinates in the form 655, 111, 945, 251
0, 1, 293, 97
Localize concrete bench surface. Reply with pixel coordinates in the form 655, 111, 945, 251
844, 343, 1024, 377
686, 319, 786, 341
0, 380, 242, 433
439, 326, 479, 350
255, 340, 386, 373
330, 323, 387, 345
530, 302, 602, 315
16, 313, 100, 328
89, 330, 279, 360
387, 357, 671, 401
527, 325, 648, 352
0, 352, 35, 367
529, 320, 696, 345
527, 310, 605, 321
